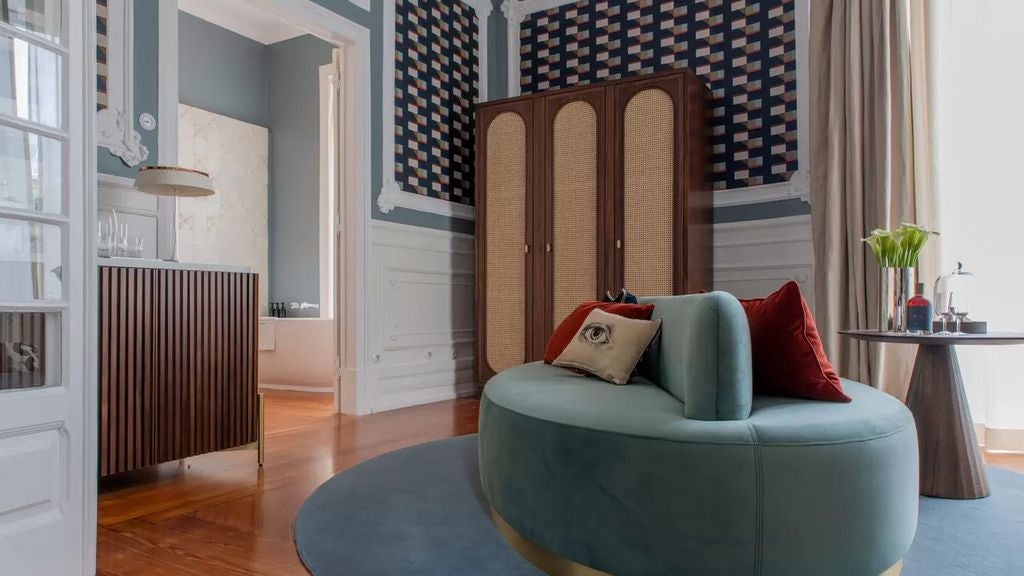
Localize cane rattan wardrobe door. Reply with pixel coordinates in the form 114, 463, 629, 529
544, 89, 606, 332
477, 104, 532, 380
617, 82, 680, 297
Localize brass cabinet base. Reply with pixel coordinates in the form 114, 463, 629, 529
257, 392, 265, 466
490, 507, 902, 576
226, 392, 265, 466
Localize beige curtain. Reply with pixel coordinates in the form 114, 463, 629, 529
809, 0, 935, 398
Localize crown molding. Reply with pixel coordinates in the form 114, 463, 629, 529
506, 0, 578, 15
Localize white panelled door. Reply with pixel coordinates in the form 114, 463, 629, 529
0, 0, 93, 574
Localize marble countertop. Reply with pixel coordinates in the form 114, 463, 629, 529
97, 257, 250, 274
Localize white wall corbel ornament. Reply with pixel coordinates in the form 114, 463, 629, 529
96, 0, 149, 167
378, 0, 482, 221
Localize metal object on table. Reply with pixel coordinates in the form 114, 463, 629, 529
839, 330, 1024, 499
258, 392, 265, 467
881, 267, 916, 332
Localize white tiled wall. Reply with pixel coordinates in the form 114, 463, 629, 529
177, 104, 270, 314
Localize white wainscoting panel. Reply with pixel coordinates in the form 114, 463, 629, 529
0, 426, 64, 536
365, 216, 809, 412
368, 221, 477, 412
713, 215, 814, 308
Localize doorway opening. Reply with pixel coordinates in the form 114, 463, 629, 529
167, 0, 369, 413
92, 0, 372, 569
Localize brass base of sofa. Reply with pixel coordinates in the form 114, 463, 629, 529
490, 507, 610, 576
490, 506, 902, 576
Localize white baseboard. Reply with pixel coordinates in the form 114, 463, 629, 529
258, 383, 334, 394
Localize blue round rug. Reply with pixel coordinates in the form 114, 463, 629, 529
295, 434, 1024, 576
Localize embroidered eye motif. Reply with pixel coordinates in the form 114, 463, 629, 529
579, 322, 612, 345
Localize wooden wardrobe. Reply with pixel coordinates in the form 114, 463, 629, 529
475, 69, 712, 383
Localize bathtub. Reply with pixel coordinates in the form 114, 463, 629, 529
258, 317, 335, 393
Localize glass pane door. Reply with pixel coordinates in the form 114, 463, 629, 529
0, 0, 89, 572
0, 0, 67, 393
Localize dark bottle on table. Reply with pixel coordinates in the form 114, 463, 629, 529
907, 282, 933, 334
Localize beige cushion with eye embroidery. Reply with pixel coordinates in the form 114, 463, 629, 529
553, 308, 662, 385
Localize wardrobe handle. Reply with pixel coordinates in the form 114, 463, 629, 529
616, 239, 622, 249
545, 243, 552, 252
524, 244, 530, 254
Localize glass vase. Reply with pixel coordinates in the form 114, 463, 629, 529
881, 267, 916, 332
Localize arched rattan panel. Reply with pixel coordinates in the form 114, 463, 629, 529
485, 112, 528, 372
551, 101, 599, 327
623, 88, 675, 296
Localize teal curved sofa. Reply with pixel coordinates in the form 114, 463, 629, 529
479, 292, 918, 576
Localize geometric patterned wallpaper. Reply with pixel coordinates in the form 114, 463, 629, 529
520, 0, 797, 190
395, 0, 479, 206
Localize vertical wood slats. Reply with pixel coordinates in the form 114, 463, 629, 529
98, 265, 259, 477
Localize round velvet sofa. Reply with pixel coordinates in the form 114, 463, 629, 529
479, 292, 918, 576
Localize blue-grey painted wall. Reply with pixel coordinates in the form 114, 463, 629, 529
178, 13, 269, 127
97, 0, 159, 178
266, 35, 335, 309
488, 0, 508, 100
99, 0, 473, 234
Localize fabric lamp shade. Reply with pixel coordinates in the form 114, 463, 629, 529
134, 166, 215, 197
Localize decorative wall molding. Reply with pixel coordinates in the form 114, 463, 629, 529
500, 0, 526, 97
367, 221, 477, 412
379, 0, 481, 221
378, 177, 476, 220
463, 0, 493, 101
712, 214, 814, 308
96, 0, 149, 167
713, 170, 810, 208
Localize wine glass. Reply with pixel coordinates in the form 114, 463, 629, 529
97, 221, 110, 257
933, 276, 953, 335
948, 290, 969, 335
114, 222, 128, 257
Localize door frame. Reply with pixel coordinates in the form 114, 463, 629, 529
84, 0, 374, 567
220, 0, 373, 416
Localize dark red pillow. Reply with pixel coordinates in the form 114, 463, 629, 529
544, 302, 655, 364
739, 281, 851, 402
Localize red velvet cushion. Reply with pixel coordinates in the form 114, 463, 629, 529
739, 281, 851, 402
544, 302, 655, 364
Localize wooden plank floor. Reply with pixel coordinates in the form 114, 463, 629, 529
97, 391, 481, 576
97, 390, 1024, 575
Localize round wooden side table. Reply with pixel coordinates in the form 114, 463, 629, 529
839, 330, 1024, 500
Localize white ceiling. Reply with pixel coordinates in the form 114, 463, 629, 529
178, 0, 306, 46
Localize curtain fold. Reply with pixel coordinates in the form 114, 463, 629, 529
809, 0, 935, 398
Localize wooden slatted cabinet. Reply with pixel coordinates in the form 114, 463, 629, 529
98, 263, 260, 477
